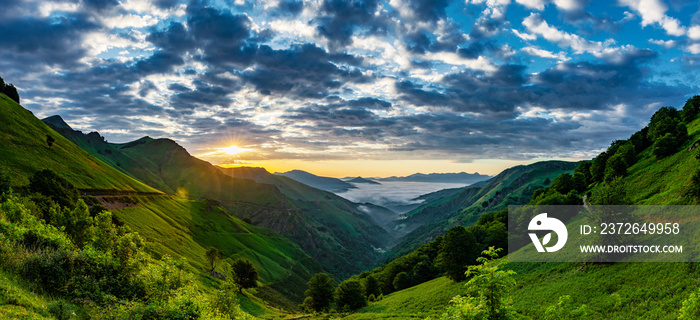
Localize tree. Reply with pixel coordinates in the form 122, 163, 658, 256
0, 76, 20, 104
629, 127, 651, 153
573, 161, 591, 186
652, 133, 681, 158
438, 247, 516, 320
616, 142, 636, 167
681, 95, 700, 123
604, 153, 627, 182
435, 226, 480, 282
392, 271, 411, 291
465, 247, 516, 319
46, 135, 55, 148
363, 274, 381, 298
336, 279, 367, 311
304, 273, 335, 312
551, 173, 574, 194
205, 247, 224, 273
589, 152, 609, 183
231, 258, 258, 289
29, 169, 78, 209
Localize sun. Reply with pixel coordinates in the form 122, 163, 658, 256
221, 145, 250, 156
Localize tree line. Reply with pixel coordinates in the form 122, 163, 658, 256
0, 75, 20, 104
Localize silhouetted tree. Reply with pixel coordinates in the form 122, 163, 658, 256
46, 135, 55, 148
231, 258, 258, 289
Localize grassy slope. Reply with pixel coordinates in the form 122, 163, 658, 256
2, 101, 321, 314
0, 94, 156, 192
112, 195, 323, 312
39, 117, 393, 280
337, 118, 700, 320
220, 167, 395, 278
388, 161, 577, 259
0, 270, 56, 320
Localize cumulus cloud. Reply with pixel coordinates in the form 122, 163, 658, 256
1, 0, 694, 164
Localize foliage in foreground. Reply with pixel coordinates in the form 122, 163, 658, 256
0, 169, 254, 319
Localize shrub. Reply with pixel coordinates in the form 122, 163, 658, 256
28, 169, 78, 210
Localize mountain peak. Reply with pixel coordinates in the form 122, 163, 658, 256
42, 115, 72, 130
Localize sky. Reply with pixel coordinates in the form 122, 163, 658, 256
2, 0, 700, 177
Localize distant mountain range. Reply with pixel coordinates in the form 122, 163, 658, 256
346, 177, 381, 184
274, 170, 357, 193
378, 172, 491, 184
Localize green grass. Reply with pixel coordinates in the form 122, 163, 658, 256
0, 94, 156, 192
0, 269, 57, 319
112, 195, 323, 311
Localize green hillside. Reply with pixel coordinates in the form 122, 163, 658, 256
1, 94, 333, 315
43, 119, 393, 279
110, 194, 322, 308
220, 166, 396, 278
329, 97, 700, 319
0, 94, 156, 192
388, 160, 577, 258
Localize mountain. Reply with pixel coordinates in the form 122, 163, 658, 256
388, 160, 578, 258
346, 99, 700, 319
220, 166, 396, 265
43, 118, 393, 279
346, 176, 381, 184
0, 96, 156, 192
2, 95, 321, 310
274, 170, 356, 193
378, 172, 491, 184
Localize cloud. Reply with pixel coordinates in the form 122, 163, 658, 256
521, 46, 570, 61
516, 0, 546, 10
619, 0, 686, 36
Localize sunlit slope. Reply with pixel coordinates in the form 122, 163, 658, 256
112, 195, 323, 305
0, 94, 156, 191
44, 121, 393, 279
388, 161, 577, 258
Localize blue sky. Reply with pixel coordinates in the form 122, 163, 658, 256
1, 0, 699, 176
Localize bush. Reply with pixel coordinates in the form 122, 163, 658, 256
28, 169, 78, 210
